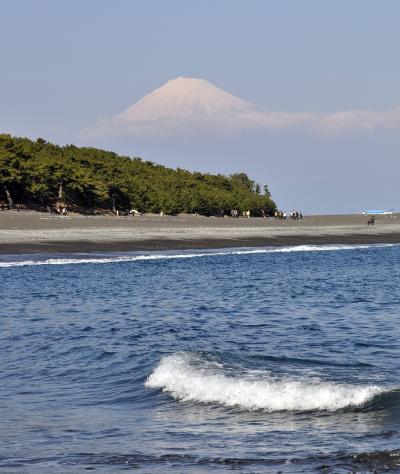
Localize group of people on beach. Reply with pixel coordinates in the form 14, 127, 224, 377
228, 209, 252, 218
221, 209, 306, 219
289, 210, 303, 220
274, 209, 303, 220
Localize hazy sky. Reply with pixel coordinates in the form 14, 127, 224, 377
1, 0, 400, 213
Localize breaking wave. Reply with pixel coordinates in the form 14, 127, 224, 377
0, 243, 393, 268
145, 353, 385, 412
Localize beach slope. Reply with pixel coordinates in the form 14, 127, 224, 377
1, 212, 400, 254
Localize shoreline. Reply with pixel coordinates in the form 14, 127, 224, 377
1, 235, 400, 255
1, 211, 400, 254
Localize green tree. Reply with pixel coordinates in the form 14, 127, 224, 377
0, 134, 277, 216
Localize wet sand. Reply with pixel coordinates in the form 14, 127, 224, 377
0, 211, 399, 254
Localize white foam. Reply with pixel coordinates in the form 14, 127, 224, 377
145, 353, 383, 412
0, 244, 393, 268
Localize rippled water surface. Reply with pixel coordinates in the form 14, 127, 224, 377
1, 244, 400, 472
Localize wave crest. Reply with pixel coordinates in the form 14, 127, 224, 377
145, 353, 384, 412
0, 244, 394, 268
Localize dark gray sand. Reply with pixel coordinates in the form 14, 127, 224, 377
0, 211, 399, 254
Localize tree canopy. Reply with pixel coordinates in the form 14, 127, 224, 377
0, 134, 276, 215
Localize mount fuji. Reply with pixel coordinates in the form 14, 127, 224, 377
89, 76, 314, 136
87, 77, 400, 137
116, 76, 261, 123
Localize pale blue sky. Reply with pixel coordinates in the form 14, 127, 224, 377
1, 0, 400, 213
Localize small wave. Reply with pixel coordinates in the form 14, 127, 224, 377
145, 353, 385, 412
0, 243, 394, 268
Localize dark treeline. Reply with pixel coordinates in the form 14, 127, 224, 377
0, 134, 276, 216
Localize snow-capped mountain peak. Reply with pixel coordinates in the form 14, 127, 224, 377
116, 77, 261, 123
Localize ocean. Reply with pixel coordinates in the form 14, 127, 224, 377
1, 244, 400, 473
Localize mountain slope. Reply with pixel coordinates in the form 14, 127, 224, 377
115, 77, 261, 123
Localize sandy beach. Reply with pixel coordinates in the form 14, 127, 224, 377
0, 210, 399, 254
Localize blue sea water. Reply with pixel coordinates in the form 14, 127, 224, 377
1, 244, 400, 473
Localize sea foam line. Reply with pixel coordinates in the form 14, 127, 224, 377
145, 353, 384, 412
0, 244, 394, 268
